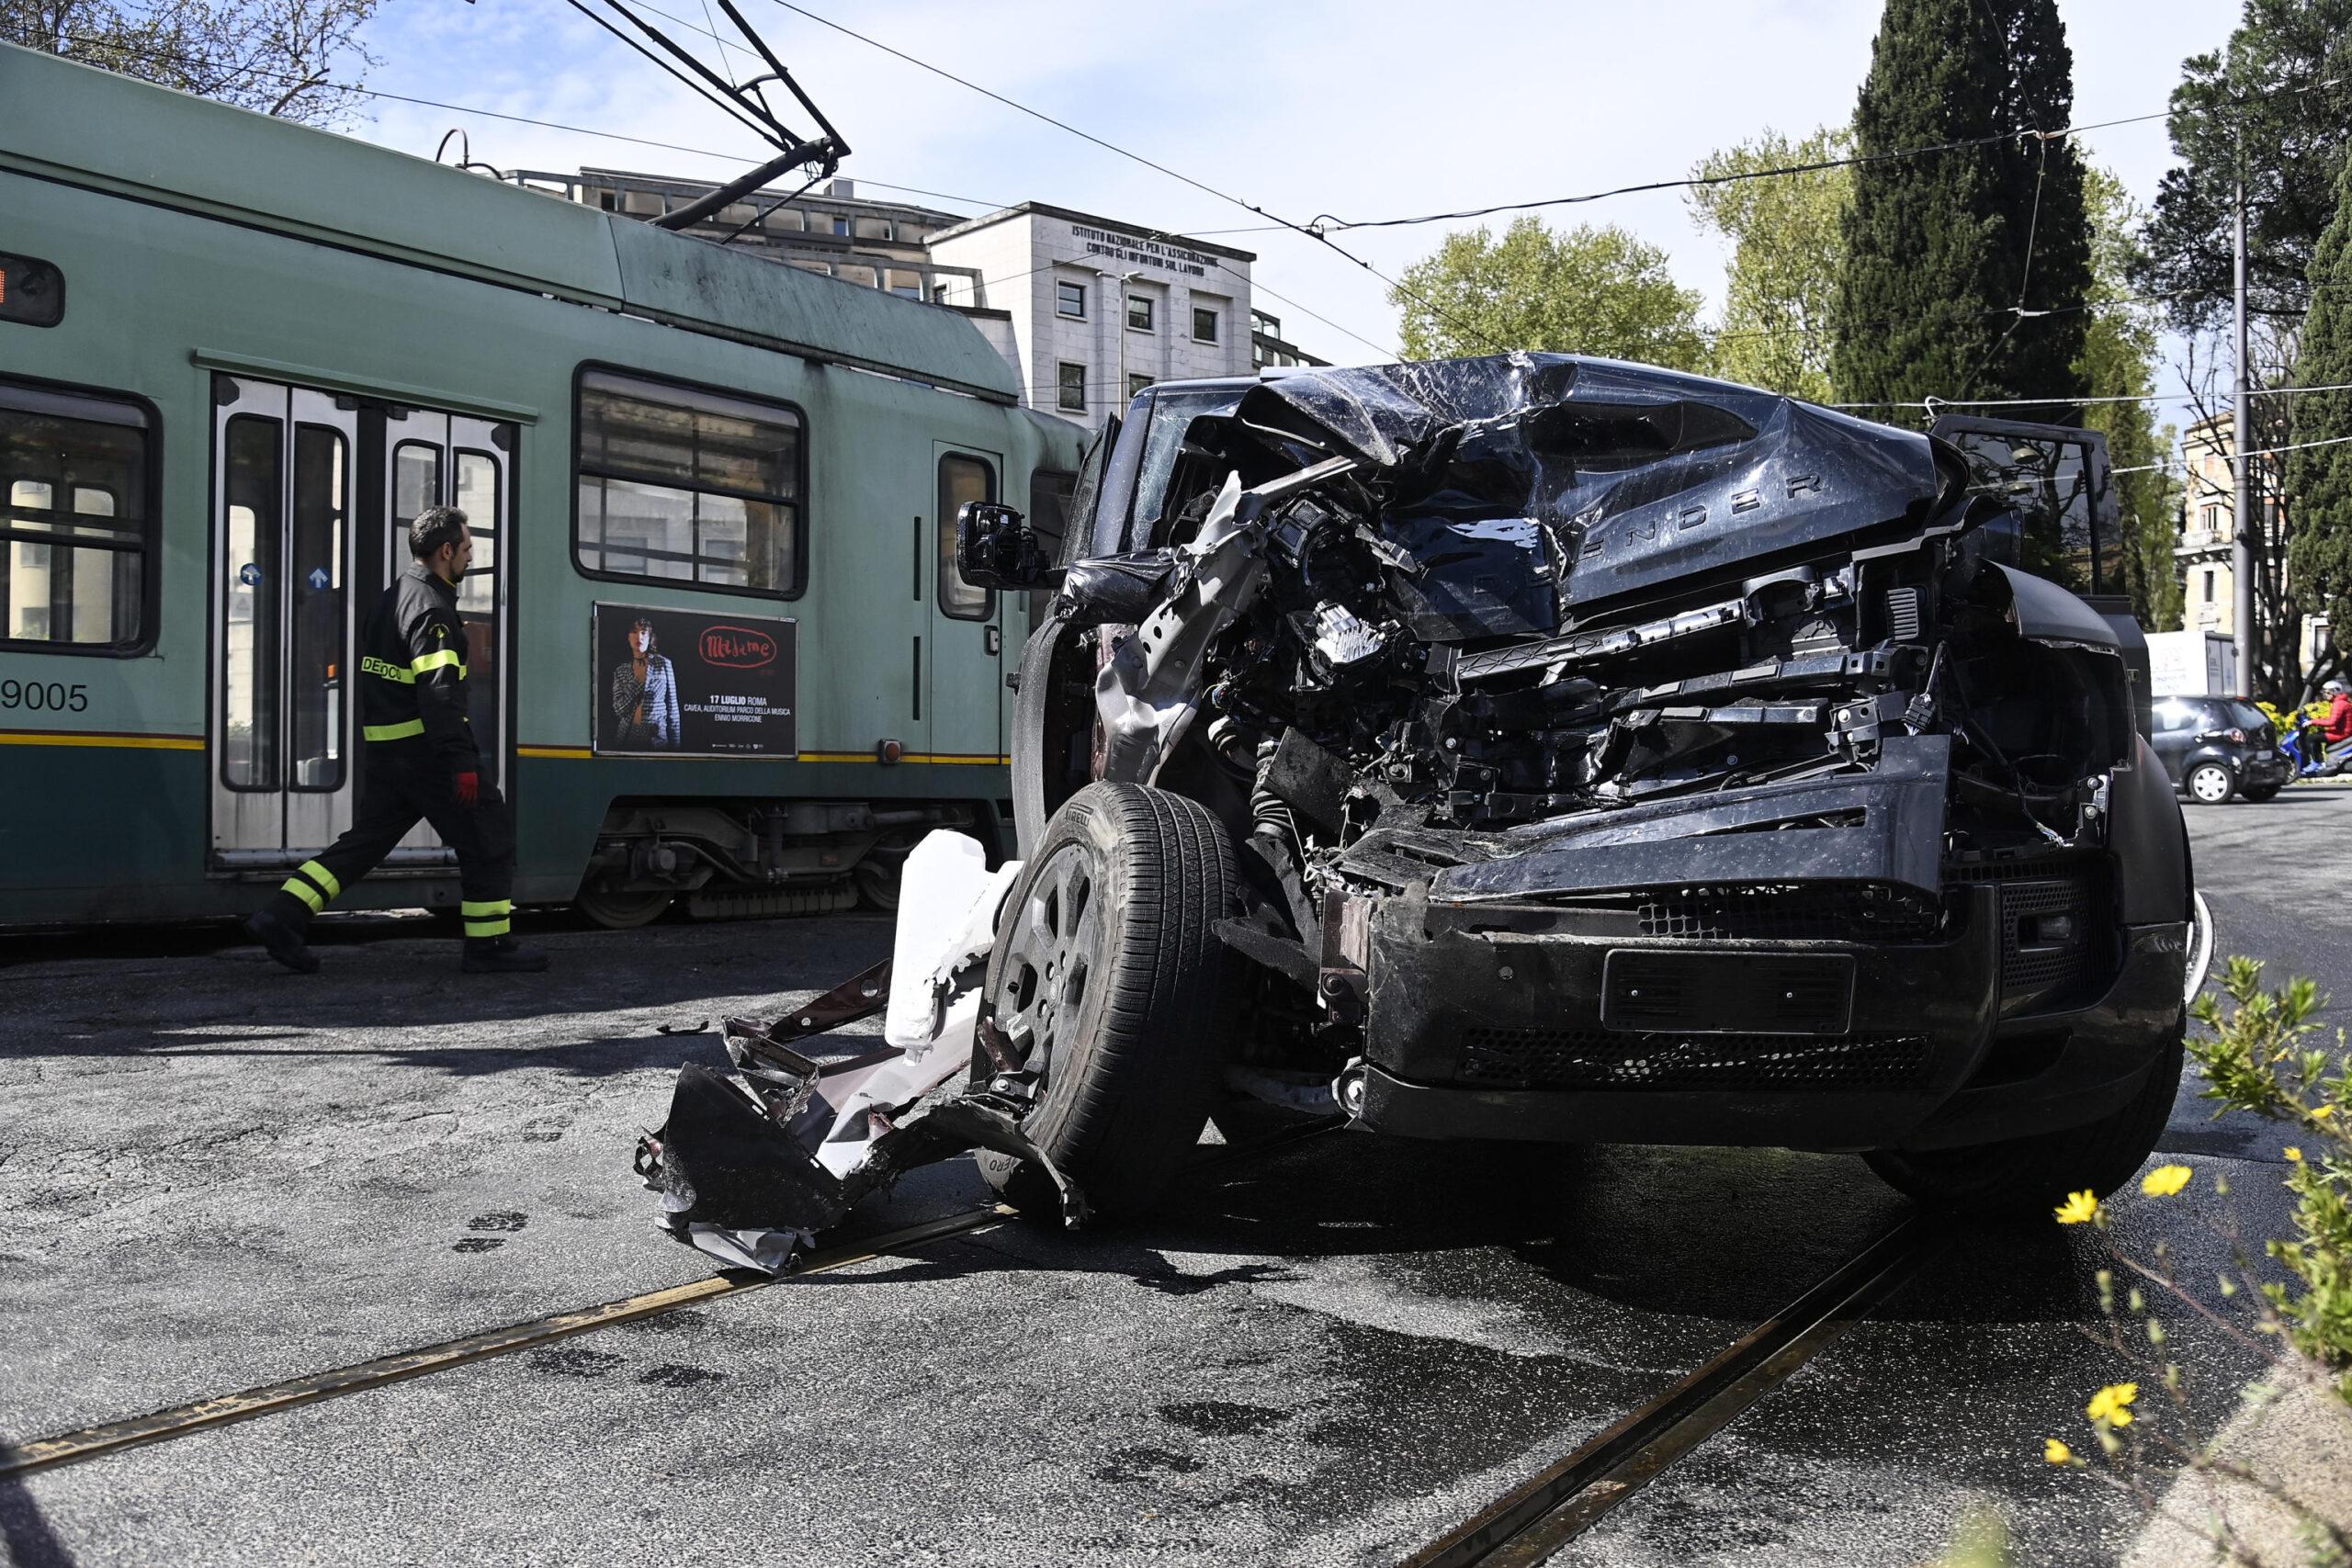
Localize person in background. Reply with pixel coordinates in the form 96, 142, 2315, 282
245, 506, 547, 975
2324, 681, 2352, 749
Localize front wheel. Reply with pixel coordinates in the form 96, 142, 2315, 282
2184, 761, 2235, 805
1863, 1026, 2183, 1215
976, 782, 1238, 1218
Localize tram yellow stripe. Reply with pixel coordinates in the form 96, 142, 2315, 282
513, 746, 1012, 764
0, 730, 204, 750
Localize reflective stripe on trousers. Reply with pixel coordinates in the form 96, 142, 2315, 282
279, 858, 342, 912
462, 897, 512, 939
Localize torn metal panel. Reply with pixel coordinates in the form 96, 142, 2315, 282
636, 829, 1085, 1273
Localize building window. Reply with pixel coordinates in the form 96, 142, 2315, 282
1127, 295, 1154, 332
574, 369, 803, 596
0, 381, 153, 653
2202, 570, 2215, 604
937, 453, 996, 621
831, 215, 850, 236
2201, 503, 2222, 536
1193, 306, 1219, 343
1057, 280, 1087, 319
1057, 362, 1087, 412
1128, 374, 1153, 400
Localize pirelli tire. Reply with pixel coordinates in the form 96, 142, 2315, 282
977, 782, 1239, 1219
1861, 1023, 2184, 1215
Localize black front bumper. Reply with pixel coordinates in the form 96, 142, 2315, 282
1351, 875, 2186, 1154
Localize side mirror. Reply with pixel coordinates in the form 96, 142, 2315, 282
955, 501, 1053, 589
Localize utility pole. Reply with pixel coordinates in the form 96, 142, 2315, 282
2232, 175, 2256, 696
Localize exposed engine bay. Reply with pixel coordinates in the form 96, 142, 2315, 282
1019, 357, 2139, 1060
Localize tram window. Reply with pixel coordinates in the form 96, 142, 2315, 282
0, 381, 153, 654
393, 441, 441, 530
222, 415, 284, 790
454, 450, 503, 757
288, 424, 347, 792
574, 369, 802, 596
454, 451, 499, 616
937, 453, 995, 621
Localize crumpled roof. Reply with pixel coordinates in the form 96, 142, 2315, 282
1236, 353, 1950, 614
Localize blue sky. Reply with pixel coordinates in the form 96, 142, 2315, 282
352, 0, 2239, 393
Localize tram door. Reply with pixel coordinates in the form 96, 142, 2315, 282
929, 444, 1005, 760
209, 376, 514, 874
381, 411, 513, 856
209, 378, 364, 863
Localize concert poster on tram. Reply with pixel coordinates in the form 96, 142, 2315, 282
591, 603, 798, 758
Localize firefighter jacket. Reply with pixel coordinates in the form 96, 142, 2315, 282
357, 563, 480, 769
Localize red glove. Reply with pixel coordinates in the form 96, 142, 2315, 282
455, 770, 479, 807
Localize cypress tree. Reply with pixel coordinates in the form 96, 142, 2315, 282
1832, 0, 2092, 418
2286, 150, 2352, 676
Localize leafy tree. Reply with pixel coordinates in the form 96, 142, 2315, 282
1391, 217, 1707, 370
2133, 0, 2352, 331
2076, 167, 2184, 630
2286, 150, 2352, 669
1831, 0, 2092, 419
1, 0, 383, 129
1687, 127, 1852, 401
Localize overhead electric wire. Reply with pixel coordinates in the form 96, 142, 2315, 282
2114, 431, 2352, 479
754, 0, 1498, 354
555, 0, 779, 147
1836, 378, 2352, 412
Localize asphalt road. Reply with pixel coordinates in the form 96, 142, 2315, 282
0, 792, 2336, 1568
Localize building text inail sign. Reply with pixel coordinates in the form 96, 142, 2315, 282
1069, 223, 1216, 278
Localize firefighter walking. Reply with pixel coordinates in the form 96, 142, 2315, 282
247, 506, 548, 975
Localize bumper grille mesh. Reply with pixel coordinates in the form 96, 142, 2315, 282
1456, 1026, 1934, 1091
1635, 884, 1943, 942
1943, 854, 2114, 1013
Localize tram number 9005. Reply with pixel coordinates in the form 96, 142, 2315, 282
0, 678, 90, 713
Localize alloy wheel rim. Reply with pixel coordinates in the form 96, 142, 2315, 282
989, 840, 1104, 1092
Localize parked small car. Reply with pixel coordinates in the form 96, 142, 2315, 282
2152, 695, 2288, 804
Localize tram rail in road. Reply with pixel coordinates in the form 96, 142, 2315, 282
1, 1125, 1947, 1568
1402, 1216, 1948, 1566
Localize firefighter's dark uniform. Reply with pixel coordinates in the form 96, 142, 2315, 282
264, 562, 515, 947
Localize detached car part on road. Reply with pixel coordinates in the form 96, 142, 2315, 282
639, 355, 2191, 1263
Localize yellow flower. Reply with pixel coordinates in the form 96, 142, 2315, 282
2053, 1190, 2101, 1224
2312, 1103, 2337, 1121
2285, 1146, 2304, 1163
2043, 1438, 2074, 1464
2139, 1165, 2193, 1197
2086, 1382, 2139, 1427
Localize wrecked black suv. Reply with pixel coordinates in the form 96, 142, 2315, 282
957, 355, 2190, 1218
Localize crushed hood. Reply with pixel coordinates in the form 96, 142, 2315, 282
1235, 354, 1951, 621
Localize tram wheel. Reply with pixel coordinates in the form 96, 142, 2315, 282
574, 884, 675, 930
853, 854, 902, 911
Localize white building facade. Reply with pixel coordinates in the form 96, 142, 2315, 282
515, 175, 1294, 433
926, 203, 1259, 431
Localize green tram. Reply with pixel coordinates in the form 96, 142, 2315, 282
0, 43, 1087, 929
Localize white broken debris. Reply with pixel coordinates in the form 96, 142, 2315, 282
645, 830, 1030, 1275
